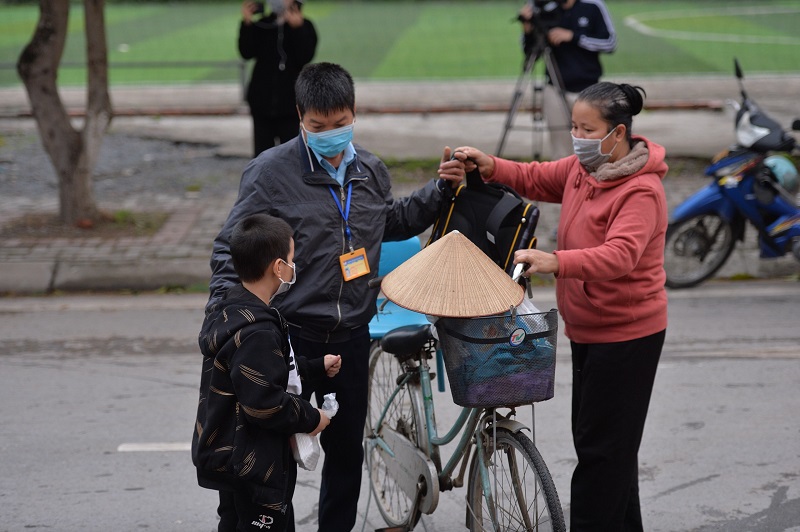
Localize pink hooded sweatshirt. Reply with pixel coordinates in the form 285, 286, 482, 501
488, 135, 668, 344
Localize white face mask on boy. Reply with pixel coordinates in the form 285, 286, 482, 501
270, 259, 296, 303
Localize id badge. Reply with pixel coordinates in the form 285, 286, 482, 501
339, 247, 370, 281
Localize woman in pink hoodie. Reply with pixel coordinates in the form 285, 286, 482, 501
443, 82, 668, 531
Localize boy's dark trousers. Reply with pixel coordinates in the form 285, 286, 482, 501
569, 329, 665, 532
217, 490, 293, 532
291, 325, 370, 532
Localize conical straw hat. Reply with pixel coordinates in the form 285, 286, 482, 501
381, 231, 524, 318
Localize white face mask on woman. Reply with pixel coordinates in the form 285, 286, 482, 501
571, 127, 620, 169
270, 259, 296, 303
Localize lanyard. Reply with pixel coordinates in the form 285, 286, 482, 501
329, 183, 354, 252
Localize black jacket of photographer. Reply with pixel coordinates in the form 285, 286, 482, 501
525, 0, 616, 93
238, 13, 317, 118
207, 135, 447, 340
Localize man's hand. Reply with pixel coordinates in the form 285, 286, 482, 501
241, 0, 258, 24
448, 146, 496, 180
547, 27, 574, 46
284, 2, 304, 28
323, 354, 342, 378
519, 3, 534, 33
437, 146, 465, 187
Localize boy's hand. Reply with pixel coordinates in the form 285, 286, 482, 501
323, 354, 342, 377
310, 410, 330, 436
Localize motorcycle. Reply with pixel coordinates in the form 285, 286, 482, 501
664, 59, 800, 289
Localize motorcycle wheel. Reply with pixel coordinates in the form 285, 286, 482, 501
664, 213, 736, 289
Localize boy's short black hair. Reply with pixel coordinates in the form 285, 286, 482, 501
295, 62, 355, 118
230, 214, 293, 283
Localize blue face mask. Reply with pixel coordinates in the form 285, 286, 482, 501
303, 122, 354, 158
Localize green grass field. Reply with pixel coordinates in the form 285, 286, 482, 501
1, 0, 799, 87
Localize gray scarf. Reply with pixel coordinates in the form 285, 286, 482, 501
592, 141, 649, 182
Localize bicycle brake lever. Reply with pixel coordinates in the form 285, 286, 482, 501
511, 262, 528, 283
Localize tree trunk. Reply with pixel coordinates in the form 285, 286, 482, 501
17, 0, 112, 226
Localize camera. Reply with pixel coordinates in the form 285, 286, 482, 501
253, 0, 301, 16
518, 0, 565, 54
517, 0, 564, 30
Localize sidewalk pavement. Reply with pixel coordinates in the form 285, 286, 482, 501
1, 75, 798, 294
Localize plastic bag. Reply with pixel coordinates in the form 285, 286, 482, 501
290, 393, 338, 471
516, 293, 541, 314
286, 341, 302, 395
320, 392, 339, 418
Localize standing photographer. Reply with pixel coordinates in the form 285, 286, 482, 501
239, 0, 317, 157
520, 0, 616, 159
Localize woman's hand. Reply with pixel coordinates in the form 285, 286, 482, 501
323, 354, 342, 378
514, 248, 560, 276
451, 146, 496, 179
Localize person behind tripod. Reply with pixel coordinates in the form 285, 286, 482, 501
519, 0, 616, 160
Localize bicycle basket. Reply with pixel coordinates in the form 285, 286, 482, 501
435, 310, 558, 408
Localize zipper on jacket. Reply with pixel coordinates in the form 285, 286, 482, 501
330, 185, 347, 340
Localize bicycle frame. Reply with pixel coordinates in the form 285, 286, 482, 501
368, 344, 525, 531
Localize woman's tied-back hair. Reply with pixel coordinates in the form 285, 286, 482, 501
577, 82, 646, 142
230, 213, 293, 283
295, 62, 355, 118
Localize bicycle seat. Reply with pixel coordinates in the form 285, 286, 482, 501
380, 324, 432, 361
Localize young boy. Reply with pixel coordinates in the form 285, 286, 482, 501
192, 213, 341, 532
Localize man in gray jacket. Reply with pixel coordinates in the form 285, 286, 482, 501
208, 62, 462, 531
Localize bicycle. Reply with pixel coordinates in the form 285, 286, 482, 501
364, 299, 566, 531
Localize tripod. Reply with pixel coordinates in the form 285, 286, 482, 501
496, 28, 571, 160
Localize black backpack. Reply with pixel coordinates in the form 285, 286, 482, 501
427, 168, 540, 275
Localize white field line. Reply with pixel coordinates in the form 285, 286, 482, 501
625, 5, 800, 45
118, 442, 191, 452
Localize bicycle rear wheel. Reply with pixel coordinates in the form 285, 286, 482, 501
366, 340, 396, 437
467, 427, 565, 532
366, 341, 425, 528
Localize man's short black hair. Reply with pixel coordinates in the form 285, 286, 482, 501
295, 62, 355, 118
230, 214, 293, 283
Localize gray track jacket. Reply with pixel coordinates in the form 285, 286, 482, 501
208, 134, 445, 340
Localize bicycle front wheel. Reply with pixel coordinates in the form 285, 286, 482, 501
467, 428, 565, 532
366, 341, 425, 529
664, 213, 736, 289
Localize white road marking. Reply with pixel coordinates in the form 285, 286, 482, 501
118, 442, 191, 452
626, 6, 800, 45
